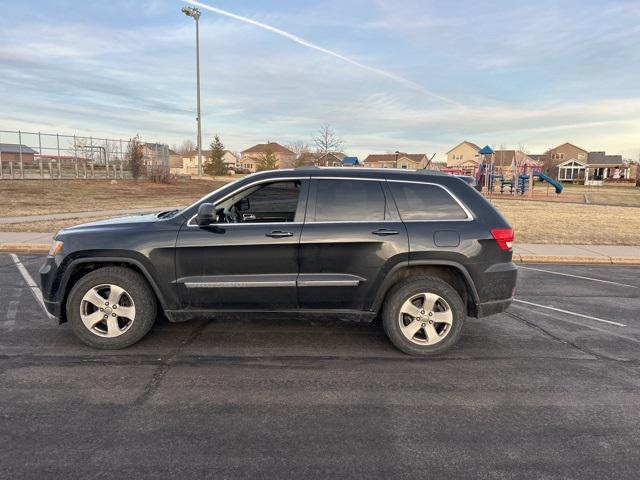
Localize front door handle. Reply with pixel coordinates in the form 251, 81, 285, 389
372, 228, 399, 236
266, 230, 293, 238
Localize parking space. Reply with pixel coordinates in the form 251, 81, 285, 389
1, 254, 639, 478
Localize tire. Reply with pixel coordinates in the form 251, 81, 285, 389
66, 267, 157, 349
382, 275, 465, 356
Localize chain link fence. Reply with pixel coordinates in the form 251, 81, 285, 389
0, 130, 170, 180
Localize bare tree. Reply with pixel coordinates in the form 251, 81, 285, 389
313, 123, 343, 155
127, 134, 145, 181
256, 146, 279, 171
285, 141, 311, 168
176, 139, 196, 155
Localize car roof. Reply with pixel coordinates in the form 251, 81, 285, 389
252, 167, 448, 181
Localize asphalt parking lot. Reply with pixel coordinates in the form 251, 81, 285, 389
1, 254, 639, 479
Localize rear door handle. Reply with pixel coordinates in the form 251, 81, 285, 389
372, 228, 399, 236
266, 230, 293, 238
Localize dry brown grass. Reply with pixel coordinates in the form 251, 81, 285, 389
561, 184, 640, 206
0, 216, 113, 232
0, 178, 234, 217
492, 199, 640, 245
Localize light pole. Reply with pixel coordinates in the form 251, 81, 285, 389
181, 6, 203, 176
394, 150, 400, 169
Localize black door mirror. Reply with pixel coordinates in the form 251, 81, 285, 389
195, 203, 216, 226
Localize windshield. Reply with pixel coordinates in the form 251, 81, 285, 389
179, 173, 261, 215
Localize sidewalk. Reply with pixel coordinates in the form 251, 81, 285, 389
1, 231, 639, 264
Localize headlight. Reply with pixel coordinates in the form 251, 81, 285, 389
48, 240, 64, 257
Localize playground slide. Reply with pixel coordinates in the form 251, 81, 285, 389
534, 172, 563, 194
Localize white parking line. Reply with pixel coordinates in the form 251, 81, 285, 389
518, 265, 638, 289
10, 253, 54, 319
513, 299, 626, 327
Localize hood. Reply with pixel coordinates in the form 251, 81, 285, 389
60, 212, 164, 233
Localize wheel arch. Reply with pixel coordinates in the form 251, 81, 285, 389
371, 260, 479, 317
58, 256, 170, 323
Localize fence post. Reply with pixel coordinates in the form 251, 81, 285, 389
18, 130, 24, 179
89, 136, 94, 177
48, 161, 53, 178
38, 132, 43, 178
0, 152, 3, 179
83, 160, 87, 179
105, 138, 109, 179
73, 135, 79, 178
56, 134, 62, 179
91, 163, 94, 178
10, 160, 14, 179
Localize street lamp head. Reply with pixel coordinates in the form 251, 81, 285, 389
181, 6, 201, 20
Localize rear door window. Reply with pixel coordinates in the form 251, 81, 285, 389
389, 182, 468, 220
314, 179, 386, 221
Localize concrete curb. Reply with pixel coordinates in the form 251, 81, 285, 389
0, 243, 50, 253
514, 253, 640, 265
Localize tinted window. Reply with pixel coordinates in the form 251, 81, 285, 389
242, 181, 300, 222
389, 182, 468, 220
315, 180, 386, 221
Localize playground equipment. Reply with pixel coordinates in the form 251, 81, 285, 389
517, 172, 563, 195
473, 147, 563, 197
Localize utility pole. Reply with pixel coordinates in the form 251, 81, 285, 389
182, 6, 203, 176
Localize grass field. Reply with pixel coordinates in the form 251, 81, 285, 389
492, 199, 640, 245
0, 178, 233, 217
1, 178, 639, 244
561, 184, 640, 207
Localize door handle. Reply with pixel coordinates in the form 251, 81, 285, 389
242, 213, 257, 221
372, 228, 399, 236
266, 230, 293, 238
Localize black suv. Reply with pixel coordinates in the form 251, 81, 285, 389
40, 168, 517, 356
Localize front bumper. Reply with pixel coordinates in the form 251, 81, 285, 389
39, 255, 64, 321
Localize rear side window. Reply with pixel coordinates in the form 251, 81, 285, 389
314, 179, 386, 221
389, 182, 468, 220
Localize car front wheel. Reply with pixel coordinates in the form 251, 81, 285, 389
66, 267, 157, 349
382, 276, 465, 356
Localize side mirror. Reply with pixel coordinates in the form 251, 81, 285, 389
238, 197, 250, 212
195, 203, 216, 226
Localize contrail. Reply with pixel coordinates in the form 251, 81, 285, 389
182, 0, 460, 106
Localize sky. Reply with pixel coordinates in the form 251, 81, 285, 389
1, 0, 639, 160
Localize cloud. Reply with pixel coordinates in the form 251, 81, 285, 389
181, 0, 461, 106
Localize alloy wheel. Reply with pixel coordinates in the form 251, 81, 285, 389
80, 284, 136, 338
398, 292, 453, 345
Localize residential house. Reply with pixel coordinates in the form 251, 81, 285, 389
363, 153, 429, 169
170, 150, 238, 175
540, 142, 588, 179
542, 142, 630, 183
0, 144, 37, 164
239, 142, 295, 172
556, 151, 628, 184
141, 143, 170, 167
293, 151, 345, 167
446, 141, 481, 173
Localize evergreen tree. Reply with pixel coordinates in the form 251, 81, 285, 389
204, 135, 227, 176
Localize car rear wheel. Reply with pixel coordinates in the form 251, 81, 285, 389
67, 267, 157, 349
382, 276, 465, 356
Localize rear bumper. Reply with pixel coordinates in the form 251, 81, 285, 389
476, 297, 513, 318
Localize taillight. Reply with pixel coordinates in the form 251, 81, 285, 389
491, 228, 514, 251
